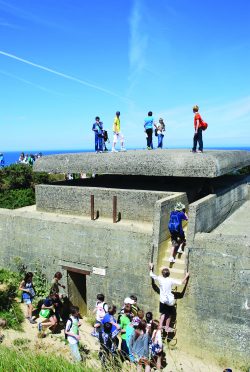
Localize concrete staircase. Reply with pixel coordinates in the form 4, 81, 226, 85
157, 226, 187, 281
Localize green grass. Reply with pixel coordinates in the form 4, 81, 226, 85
0, 346, 94, 372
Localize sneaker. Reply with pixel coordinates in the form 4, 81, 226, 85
111, 148, 118, 153
177, 247, 184, 254
29, 318, 36, 324
191, 150, 197, 153
91, 331, 99, 337
147, 146, 152, 150
120, 147, 126, 152
197, 150, 203, 153
168, 257, 176, 263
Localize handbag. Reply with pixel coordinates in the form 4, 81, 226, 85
154, 128, 158, 137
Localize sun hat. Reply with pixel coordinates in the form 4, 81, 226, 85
174, 202, 185, 211
124, 297, 134, 305
131, 316, 140, 326
193, 105, 199, 111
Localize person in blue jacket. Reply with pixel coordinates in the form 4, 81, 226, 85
92, 116, 104, 153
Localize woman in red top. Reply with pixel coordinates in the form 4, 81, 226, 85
192, 105, 203, 153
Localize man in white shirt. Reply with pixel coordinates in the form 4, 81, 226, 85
149, 263, 189, 332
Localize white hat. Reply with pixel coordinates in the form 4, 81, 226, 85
124, 297, 134, 305
174, 202, 185, 211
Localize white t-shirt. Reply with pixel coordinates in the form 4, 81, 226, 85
150, 271, 181, 305
66, 316, 79, 345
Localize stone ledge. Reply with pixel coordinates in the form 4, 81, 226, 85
33, 149, 250, 178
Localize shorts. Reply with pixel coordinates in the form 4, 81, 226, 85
23, 298, 32, 305
171, 232, 186, 248
159, 302, 175, 316
113, 132, 124, 142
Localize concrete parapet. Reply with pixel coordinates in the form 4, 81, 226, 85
35, 184, 171, 222
33, 149, 250, 178
187, 180, 248, 242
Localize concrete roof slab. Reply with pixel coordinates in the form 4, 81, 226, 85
33, 149, 250, 178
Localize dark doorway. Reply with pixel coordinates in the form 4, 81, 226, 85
65, 268, 89, 316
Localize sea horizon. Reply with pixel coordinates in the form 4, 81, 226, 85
1, 146, 250, 167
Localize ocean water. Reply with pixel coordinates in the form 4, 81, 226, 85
1, 147, 250, 167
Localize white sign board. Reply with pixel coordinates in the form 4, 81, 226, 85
93, 267, 106, 276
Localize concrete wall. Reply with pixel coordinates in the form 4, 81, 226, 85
0, 208, 159, 312
178, 233, 250, 367
187, 181, 248, 242
36, 185, 171, 222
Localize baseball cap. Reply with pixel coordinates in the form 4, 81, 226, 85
124, 297, 134, 305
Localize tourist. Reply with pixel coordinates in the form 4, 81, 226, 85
103, 130, 109, 151
102, 305, 120, 344
148, 319, 163, 370
149, 263, 189, 331
38, 292, 58, 333
99, 322, 117, 367
0, 153, 5, 167
91, 293, 108, 337
126, 316, 140, 361
144, 111, 155, 150
18, 152, 25, 163
0, 318, 7, 343
155, 118, 165, 149
50, 272, 65, 297
137, 309, 145, 321
192, 105, 204, 153
112, 111, 126, 152
130, 294, 140, 315
92, 116, 104, 153
168, 202, 188, 263
119, 304, 132, 359
130, 320, 151, 371
65, 305, 82, 362
19, 272, 36, 324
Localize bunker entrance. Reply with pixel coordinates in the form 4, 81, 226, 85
64, 267, 90, 316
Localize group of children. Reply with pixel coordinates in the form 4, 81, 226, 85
91, 294, 163, 371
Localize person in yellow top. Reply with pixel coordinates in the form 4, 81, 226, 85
112, 111, 126, 152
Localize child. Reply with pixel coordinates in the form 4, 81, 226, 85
19, 272, 36, 324
38, 292, 58, 333
130, 295, 140, 315
50, 272, 65, 297
99, 322, 117, 367
0, 318, 7, 343
119, 304, 132, 358
65, 306, 82, 362
91, 293, 108, 337
149, 320, 163, 370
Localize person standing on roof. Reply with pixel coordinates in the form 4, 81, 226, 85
112, 111, 126, 152
192, 105, 204, 153
144, 111, 155, 150
92, 116, 104, 153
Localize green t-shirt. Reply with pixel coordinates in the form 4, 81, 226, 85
120, 314, 131, 340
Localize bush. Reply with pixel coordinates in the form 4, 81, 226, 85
0, 189, 35, 209
0, 269, 23, 330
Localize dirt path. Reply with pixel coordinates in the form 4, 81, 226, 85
2, 304, 235, 371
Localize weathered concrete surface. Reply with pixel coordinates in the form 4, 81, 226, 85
35, 185, 171, 222
212, 200, 250, 236
33, 149, 250, 178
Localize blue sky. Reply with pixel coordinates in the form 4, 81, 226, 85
0, 0, 249, 151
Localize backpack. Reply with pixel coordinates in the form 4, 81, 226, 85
201, 121, 208, 130
154, 128, 158, 137
168, 211, 181, 234
64, 318, 73, 340
96, 302, 107, 321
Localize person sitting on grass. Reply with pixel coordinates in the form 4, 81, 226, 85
19, 272, 36, 324
38, 292, 58, 333
65, 306, 82, 363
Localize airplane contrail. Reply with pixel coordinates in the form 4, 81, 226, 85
0, 50, 125, 100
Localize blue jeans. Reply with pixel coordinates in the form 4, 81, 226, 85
95, 133, 103, 152
192, 128, 203, 151
69, 343, 81, 362
158, 134, 164, 148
